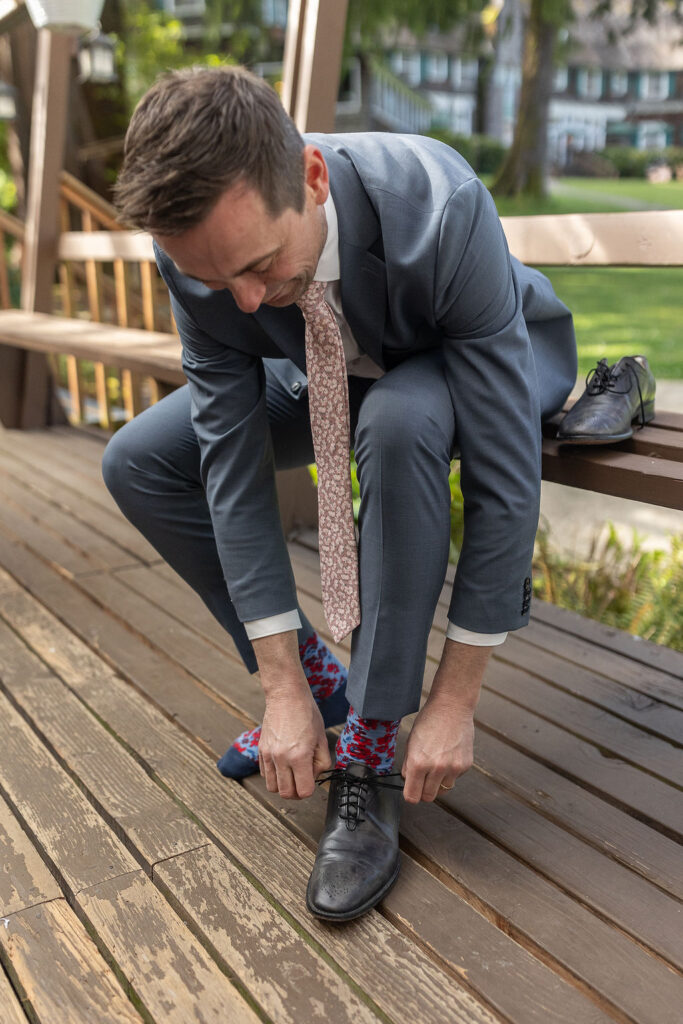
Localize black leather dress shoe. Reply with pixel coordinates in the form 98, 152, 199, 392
307, 762, 404, 921
557, 355, 655, 444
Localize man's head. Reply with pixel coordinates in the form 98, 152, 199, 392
116, 65, 330, 312
115, 65, 307, 233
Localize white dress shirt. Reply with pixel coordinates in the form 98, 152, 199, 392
244, 194, 507, 648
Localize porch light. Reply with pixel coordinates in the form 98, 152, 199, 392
78, 29, 117, 84
0, 81, 17, 122
25, 0, 106, 33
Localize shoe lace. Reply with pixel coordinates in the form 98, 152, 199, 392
585, 359, 647, 428
316, 768, 404, 831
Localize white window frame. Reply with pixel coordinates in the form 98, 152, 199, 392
610, 71, 628, 97
640, 72, 670, 101
577, 68, 603, 100
553, 67, 569, 93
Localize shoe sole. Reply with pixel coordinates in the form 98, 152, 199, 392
305, 856, 401, 922
557, 406, 655, 445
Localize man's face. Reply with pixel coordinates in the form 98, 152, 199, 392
154, 145, 329, 314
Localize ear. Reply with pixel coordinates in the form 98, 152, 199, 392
302, 145, 329, 206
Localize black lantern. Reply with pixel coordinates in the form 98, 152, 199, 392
78, 29, 117, 84
0, 81, 17, 122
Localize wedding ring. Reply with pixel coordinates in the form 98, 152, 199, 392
439, 782, 454, 791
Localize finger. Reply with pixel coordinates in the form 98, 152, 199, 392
262, 756, 279, 793
292, 758, 316, 800
421, 771, 448, 803
313, 738, 332, 776
275, 762, 298, 800
402, 762, 427, 804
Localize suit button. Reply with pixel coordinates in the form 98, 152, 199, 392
291, 381, 301, 393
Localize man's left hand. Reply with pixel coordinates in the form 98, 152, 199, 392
401, 697, 475, 802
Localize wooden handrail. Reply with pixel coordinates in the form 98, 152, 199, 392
58, 230, 155, 262
0, 208, 25, 241
59, 171, 122, 231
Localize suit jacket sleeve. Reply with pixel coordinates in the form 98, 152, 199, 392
434, 176, 541, 632
158, 258, 299, 623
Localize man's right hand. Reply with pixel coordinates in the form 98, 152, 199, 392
251, 629, 332, 799
259, 690, 331, 799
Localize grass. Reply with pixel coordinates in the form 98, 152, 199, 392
540, 267, 683, 378
481, 177, 683, 378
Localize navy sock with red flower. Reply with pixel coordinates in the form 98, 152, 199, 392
335, 705, 401, 776
217, 631, 349, 778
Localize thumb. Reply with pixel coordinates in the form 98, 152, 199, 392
313, 737, 333, 773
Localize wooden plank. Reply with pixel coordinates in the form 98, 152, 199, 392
155, 844, 384, 1024
60, 171, 121, 230
542, 438, 683, 510
0, 559, 502, 1024
0, 441, 158, 564
79, 870, 262, 1024
438, 767, 683, 969
398, 799, 683, 1024
140, 261, 156, 332
158, 842, 613, 1024
0, 611, 209, 868
530, 597, 683, 684
0, 899, 144, 1024
0, 310, 185, 384
0, 691, 139, 893
0, 465, 139, 574
0, 793, 62, 917
59, 231, 156, 263
502, 209, 683, 266
0, 524, 250, 756
501, 627, 683, 740
474, 730, 683, 900
0, 964, 29, 1024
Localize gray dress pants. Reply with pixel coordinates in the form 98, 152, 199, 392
102, 350, 456, 719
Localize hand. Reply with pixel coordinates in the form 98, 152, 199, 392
258, 689, 332, 800
401, 697, 474, 803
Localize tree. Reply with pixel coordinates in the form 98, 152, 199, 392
491, 0, 683, 199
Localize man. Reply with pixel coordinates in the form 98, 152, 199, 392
105, 66, 576, 921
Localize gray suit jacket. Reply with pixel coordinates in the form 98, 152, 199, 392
155, 132, 577, 634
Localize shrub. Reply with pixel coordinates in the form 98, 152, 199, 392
426, 129, 507, 177
599, 146, 668, 178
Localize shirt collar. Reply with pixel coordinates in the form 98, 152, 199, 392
313, 191, 340, 283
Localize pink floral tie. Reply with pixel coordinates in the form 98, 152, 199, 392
297, 281, 360, 642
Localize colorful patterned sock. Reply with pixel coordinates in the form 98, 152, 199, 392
217, 631, 348, 778
335, 705, 401, 776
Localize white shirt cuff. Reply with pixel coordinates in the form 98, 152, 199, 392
244, 610, 302, 640
447, 622, 508, 646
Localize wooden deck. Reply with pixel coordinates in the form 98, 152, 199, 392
0, 425, 681, 1024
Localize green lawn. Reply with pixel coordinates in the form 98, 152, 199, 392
483, 178, 683, 379
541, 267, 683, 379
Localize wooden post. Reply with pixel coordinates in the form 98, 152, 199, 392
281, 0, 349, 132
0, 28, 72, 429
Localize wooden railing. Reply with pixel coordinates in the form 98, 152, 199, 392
2, 172, 177, 429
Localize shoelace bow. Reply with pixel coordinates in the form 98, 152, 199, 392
316, 768, 404, 831
585, 359, 647, 428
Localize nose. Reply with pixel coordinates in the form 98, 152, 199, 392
230, 277, 267, 314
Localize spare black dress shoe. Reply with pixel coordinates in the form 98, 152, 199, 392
307, 762, 404, 921
557, 355, 655, 444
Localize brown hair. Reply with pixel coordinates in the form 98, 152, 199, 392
114, 65, 306, 234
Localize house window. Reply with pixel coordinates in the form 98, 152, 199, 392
610, 71, 628, 97
577, 68, 603, 99
425, 53, 448, 83
451, 57, 478, 89
553, 67, 568, 93
403, 52, 421, 86
640, 72, 670, 101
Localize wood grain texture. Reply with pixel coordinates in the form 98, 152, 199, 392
0, 899, 144, 1024
0, 610, 209, 868
0, 963, 29, 1024
0, 793, 61, 917
80, 870, 262, 1024
0, 691, 138, 894
156, 844, 382, 1024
